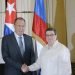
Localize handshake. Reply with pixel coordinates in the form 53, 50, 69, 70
21, 64, 29, 73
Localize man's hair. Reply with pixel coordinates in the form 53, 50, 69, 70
46, 28, 56, 35
14, 17, 25, 24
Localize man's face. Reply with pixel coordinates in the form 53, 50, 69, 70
46, 30, 57, 45
14, 19, 25, 36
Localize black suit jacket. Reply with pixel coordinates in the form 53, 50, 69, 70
1, 33, 36, 75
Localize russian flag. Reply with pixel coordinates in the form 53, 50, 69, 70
32, 0, 48, 46
4, 0, 16, 36
32, 0, 47, 74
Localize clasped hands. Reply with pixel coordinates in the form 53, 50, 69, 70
21, 64, 29, 73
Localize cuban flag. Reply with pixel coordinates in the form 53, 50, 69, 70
4, 0, 16, 36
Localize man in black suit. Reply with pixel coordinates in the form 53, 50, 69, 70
1, 17, 36, 75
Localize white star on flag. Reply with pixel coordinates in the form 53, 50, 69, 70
6, 2, 16, 15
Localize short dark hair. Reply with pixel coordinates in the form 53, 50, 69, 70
46, 28, 56, 35
14, 17, 25, 24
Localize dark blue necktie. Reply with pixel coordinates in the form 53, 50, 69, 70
18, 37, 24, 56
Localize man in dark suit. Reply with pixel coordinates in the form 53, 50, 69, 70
1, 17, 36, 75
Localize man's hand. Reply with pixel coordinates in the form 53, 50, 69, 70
21, 64, 29, 73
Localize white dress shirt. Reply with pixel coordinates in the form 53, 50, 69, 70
28, 40, 72, 75
14, 32, 25, 51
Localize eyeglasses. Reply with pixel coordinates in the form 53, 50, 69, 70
46, 34, 55, 37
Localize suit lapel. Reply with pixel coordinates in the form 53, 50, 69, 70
11, 33, 23, 59
23, 34, 28, 55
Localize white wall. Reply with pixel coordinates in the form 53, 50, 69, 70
0, 0, 5, 63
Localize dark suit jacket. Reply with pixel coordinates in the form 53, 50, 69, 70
1, 33, 36, 75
